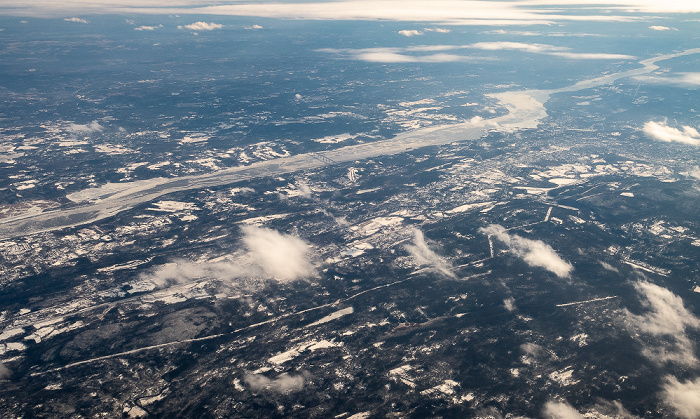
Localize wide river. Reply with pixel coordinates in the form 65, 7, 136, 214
1, 48, 698, 240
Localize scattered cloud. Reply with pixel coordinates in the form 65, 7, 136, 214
66, 121, 104, 136
543, 400, 583, 419
320, 42, 632, 64
141, 225, 315, 289
12, 1, 692, 22
398, 29, 423, 37
244, 24, 263, 30
643, 120, 700, 146
241, 225, 314, 281
649, 25, 676, 31
635, 72, 700, 88
468, 41, 634, 59
622, 280, 700, 367
590, 400, 638, 418
543, 399, 637, 419
480, 224, 573, 278
424, 27, 450, 33
681, 166, 700, 180
550, 51, 635, 59
483, 29, 606, 37
179, 21, 223, 31
244, 372, 307, 394
520, 342, 549, 362
355, 52, 472, 63
64, 17, 87, 24
135, 24, 162, 31
599, 261, 619, 273
296, 183, 312, 198
469, 41, 566, 53
0, 362, 10, 380
405, 229, 456, 278
503, 297, 517, 312
662, 376, 700, 419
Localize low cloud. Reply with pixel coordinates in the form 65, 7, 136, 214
480, 224, 573, 278
550, 51, 634, 59
649, 25, 676, 31
64, 17, 87, 23
135, 24, 162, 31
503, 297, 516, 312
470, 41, 567, 53
141, 225, 315, 289
483, 29, 606, 37
244, 24, 263, 30
241, 225, 314, 281
66, 120, 103, 136
0, 362, 11, 380
469, 41, 634, 59
643, 120, 700, 146
179, 21, 223, 31
244, 372, 306, 394
681, 166, 700, 180
662, 376, 700, 419
398, 29, 423, 37
320, 41, 632, 64
635, 72, 700, 88
356, 52, 472, 63
424, 27, 450, 33
543, 399, 637, 419
405, 229, 456, 278
543, 400, 583, 419
135, 24, 161, 31
622, 281, 700, 367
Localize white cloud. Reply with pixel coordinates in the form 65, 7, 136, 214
623, 281, 700, 367
296, 183, 312, 198
66, 120, 104, 136
662, 376, 700, 419
355, 52, 472, 63
469, 41, 634, 59
643, 120, 700, 146
480, 224, 573, 278
424, 27, 450, 33
398, 29, 423, 37
635, 72, 700, 88
682, 166, 700, 180
405, 229, 455, 278
470, 41, 567, 53
543, 400, 637, 419
649, 25, 675, 31
590, 400, 638, 418
543, 400, 584, 419
141, 225, 315, 288
135, 24, 162, 31
244, 24, 263, 30
549, 51, 635, 60
64, 17, 87, 23
5, 1, 700, 20
0, 362, 10, 380
503, 297, 517, 312
241, 225, 314, 280
321, 42, 632, 64
179, 21, 223, 31
483, 29, 606, 37
244, 372, 306, 394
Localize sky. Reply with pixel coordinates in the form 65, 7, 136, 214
1, 0, 700, 20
